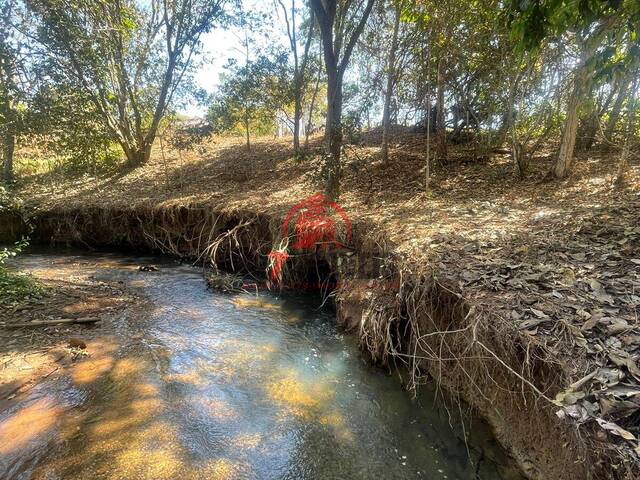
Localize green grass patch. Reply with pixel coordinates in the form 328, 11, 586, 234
0, 265, 45, 306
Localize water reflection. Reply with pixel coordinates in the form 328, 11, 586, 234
0, 253, 523, 480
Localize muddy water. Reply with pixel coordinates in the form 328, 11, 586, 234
1, 253, 522, 480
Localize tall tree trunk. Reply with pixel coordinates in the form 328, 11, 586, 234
2, 130, 14, 183
244, 109, 251, 152
616, 69, 639, 186
305, 65, 321, 148
325, 66, 343, 200
425, 91, 431, 191
293, 94, 302, 151
605, 74, 632, 141
310, 0, 374, 200
497, 70, 520, 147
435, 57, 447, 162
381, 4, 400, 166
576, 107, 599, 151
554, 87, 581, 178
0, 54, 15, 183
553, 46, 593, 179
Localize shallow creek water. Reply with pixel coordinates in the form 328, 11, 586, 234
1, 253, 522, 480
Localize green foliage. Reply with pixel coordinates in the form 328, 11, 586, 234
27, 0, 227, 166
0, 186, 40, 305
0, 265, 44, 306
208, 53, 293, 136
508, 0, 640, 52
28, 83, 121, 173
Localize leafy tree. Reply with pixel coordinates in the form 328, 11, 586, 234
28, 82, 121, 173
208, 53, 292, 150
0, 0, 28, 183
27, 0, 227, 168
507, 0, 640, 178
277, 0, 317, 152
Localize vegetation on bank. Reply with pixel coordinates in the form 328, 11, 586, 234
0, 263, 43, 306
0, 186, 41, 305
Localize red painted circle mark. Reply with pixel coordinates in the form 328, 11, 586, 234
281, 192, 351, 251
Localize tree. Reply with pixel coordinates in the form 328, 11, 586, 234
553, 37, 597, 178
380, 1, 401, 165
616, 66, 639, 186
28, 0, 226, 168
277, 0, 316, 152
208, 54, 292, 149
310, 0, 375, 200
508, 0, 640, 178
0, 0, 24, 183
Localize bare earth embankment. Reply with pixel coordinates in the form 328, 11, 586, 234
14, 132, 640, 479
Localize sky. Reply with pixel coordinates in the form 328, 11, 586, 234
180, 1, 291, 117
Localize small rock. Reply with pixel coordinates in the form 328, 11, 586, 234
68, 338, 87, 350
138, 265, 159, 272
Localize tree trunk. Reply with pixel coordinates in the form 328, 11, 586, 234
576, 109, 598, 151
325, 66, 343, 200
293, 94, 302, 151
310, 0, 374, 200
305, 66, 321, 148
381, 4, 400, 166
616, 70, 639, 186
2, 130, 14, 183
553, 47, 593, 179
123, 140, 152, 168
512, 141, 529, 178
435, 57, 447, 162
554, 88, 581, 178
425, 91, 431, 192
0, 71, 15, 183
497, 71, 520, 147
244, 109, 250, 152
605, 74, 632, 141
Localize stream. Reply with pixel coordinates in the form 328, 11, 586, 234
0, 252, 522, 480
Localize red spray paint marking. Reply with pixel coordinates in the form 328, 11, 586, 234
268, 193, 351, 282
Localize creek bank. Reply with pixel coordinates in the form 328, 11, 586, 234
9, 201, 624, 480
0, 252, 142, 407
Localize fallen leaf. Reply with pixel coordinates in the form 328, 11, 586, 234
530, 308, 548, 318
554, 389, 585, 406
588, 278, 615, 305
596, 418, 636, 441
607, 318, 630, 335
609, 352, 640, 379
599, 398, 640, 419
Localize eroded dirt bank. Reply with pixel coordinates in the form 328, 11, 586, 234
2, 200, 625, 480
9, 135, 640, 479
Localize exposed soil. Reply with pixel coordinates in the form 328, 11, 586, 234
11, 131, 640, 479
